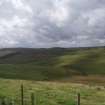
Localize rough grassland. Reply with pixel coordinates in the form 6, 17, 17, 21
0, 48, 105, 105
0, 78, 105, 105
0, 47, 105, 81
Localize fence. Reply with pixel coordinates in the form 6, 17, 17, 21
0, 84, 84, 105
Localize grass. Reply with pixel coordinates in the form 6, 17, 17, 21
0, 47, 105, 81
0, 47, 105, 105
0, 78, 105, 105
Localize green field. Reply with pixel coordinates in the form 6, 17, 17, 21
0, 78, 105, 105
0, 47, 105, 81
0, 47, 105, 105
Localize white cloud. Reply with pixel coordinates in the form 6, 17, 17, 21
84, 8, 105, 27
0, 16, 28, 30
47, 0, 70, 27
48, 7, 69, 27
99, 39, 105, 44
76, 35, 89, 40
7, 0, 33, 14
0, 0, 105, 48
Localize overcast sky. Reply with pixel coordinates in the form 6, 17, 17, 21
0, 0, 105, 48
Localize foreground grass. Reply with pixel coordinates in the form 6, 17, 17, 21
0, 78, 105, 105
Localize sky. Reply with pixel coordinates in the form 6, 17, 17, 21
0, 0, 105, 48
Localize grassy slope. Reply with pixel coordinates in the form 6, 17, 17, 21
0, 47, 105, 80
0, 48, 105, 105
0, 78, 105, 105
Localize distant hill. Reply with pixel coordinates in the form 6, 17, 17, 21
0, 47, 105, 80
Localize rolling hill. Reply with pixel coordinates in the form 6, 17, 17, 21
0, 47, 105, 81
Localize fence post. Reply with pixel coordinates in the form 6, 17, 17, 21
31, 93, 35, 105
21, 84, 24, 105
1, 98, 6, 105
77, 93, 80, 105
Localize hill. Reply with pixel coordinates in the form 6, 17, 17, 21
0, 47, 105, 81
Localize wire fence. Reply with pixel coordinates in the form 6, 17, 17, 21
0, 84, 104, 105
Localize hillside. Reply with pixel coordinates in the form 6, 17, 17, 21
0, 78, 105, 105
0, 47, 105, 81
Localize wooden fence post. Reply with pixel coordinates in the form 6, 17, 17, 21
21, 84, 24, 105
1, 98, 6, 105
31, 93, 35, 105
77, 93, 80, 105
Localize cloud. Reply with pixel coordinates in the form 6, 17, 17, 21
0, 0, 105, 48
7, 0, 33, 13
47, 0, 70, 27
